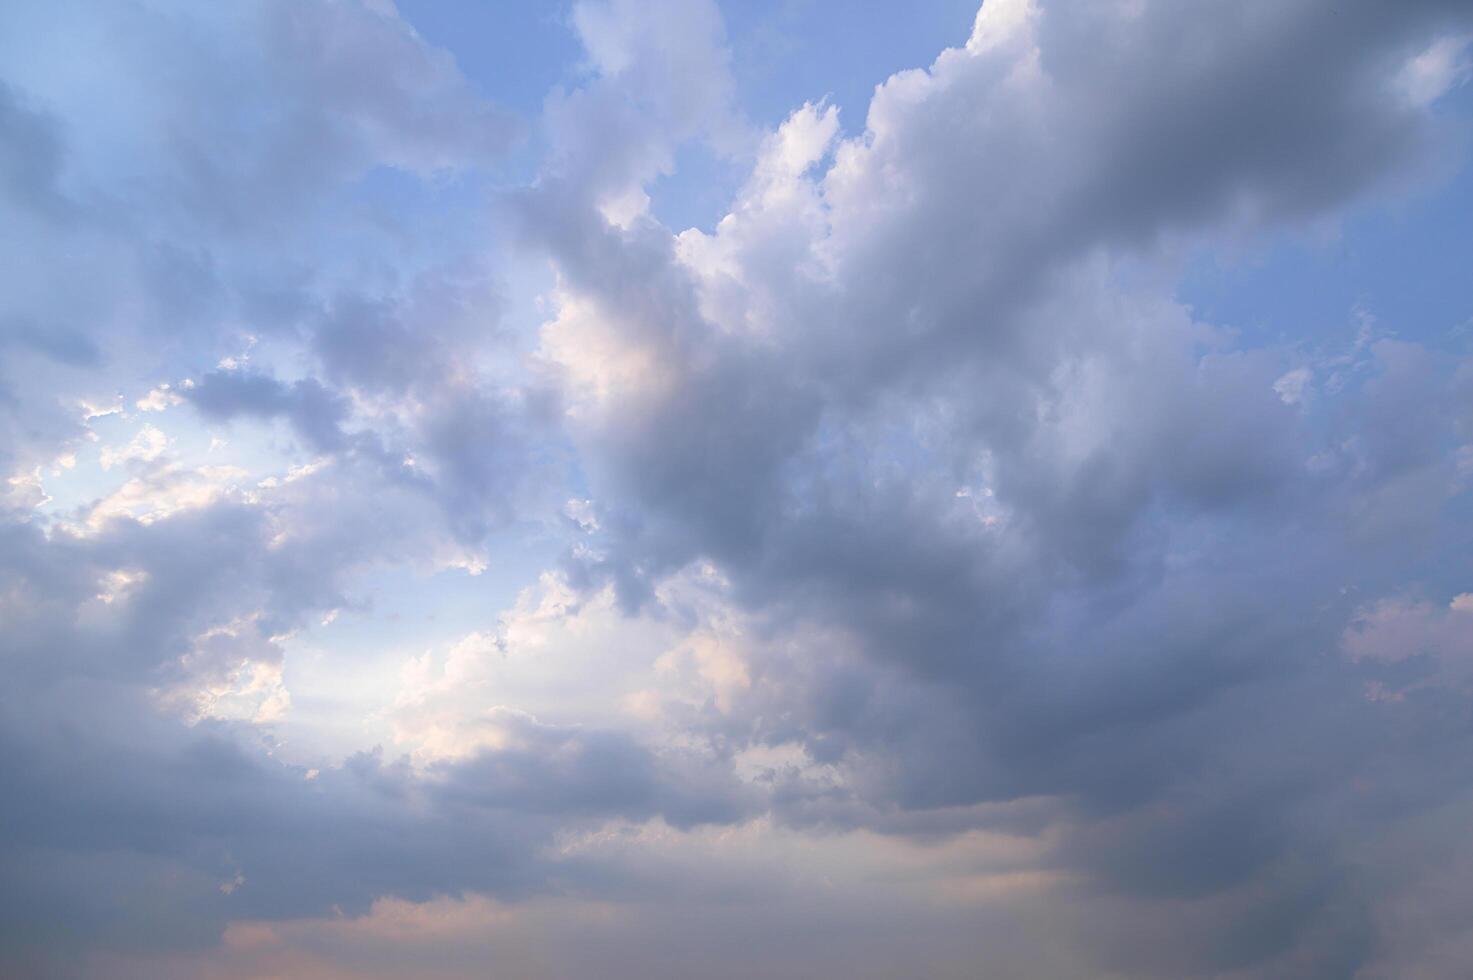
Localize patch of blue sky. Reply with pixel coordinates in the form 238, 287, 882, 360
1178, 85, 1473, 353
723, 0, 982, 130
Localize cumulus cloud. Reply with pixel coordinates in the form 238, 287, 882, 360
520, 0, 1473, 973
4, 0, 1473, 978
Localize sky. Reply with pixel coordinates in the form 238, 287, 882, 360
2, 1, 1473, 977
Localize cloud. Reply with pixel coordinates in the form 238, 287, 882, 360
4, 0, 1473, 977
517, 0, 1473, 973
183, 370, 353, 454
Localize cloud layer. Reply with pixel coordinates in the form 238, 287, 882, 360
3, 0, 1473, 977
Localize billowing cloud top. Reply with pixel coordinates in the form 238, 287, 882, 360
3, 0, 1473, 977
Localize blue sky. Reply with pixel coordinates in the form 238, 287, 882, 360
3, 1, 1473, 977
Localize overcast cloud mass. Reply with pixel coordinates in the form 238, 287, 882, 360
3, 0, 1473, 976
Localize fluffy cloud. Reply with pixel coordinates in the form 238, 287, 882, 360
524, 0, 1473, 973
3, 0, 1473, 978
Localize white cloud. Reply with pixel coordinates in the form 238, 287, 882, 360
1397, 34, 1472, 107
1273, 367, 1312, 405
135, 384, 183, 413
87, 462, 249, 529
98, 424, 169, 470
